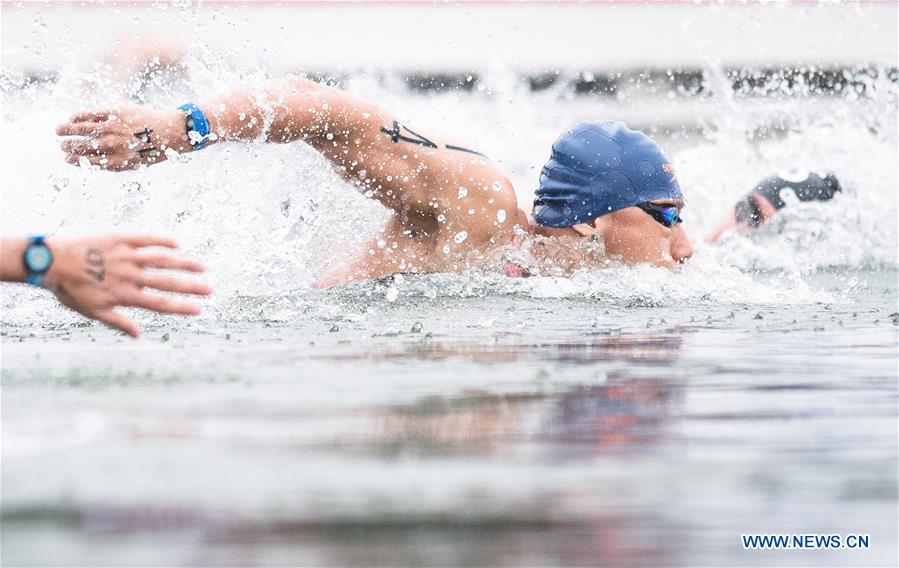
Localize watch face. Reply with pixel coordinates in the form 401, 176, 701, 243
25, 244, 52, 272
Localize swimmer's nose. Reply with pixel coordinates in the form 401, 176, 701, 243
670, 226, 694, 263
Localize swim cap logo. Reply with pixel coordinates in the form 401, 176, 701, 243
662, 163, 677, 182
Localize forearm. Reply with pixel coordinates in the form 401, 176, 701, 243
1, 238, 27, 282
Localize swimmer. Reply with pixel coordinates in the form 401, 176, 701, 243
1, 235, 212, 337
56, 78, 693, 286
705, 171, 841, 243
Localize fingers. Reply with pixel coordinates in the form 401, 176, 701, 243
124, 292, 202, 316
63, 153, 121, 170
64, 154, 135, 171
60, 137, 132, 171
135, 252, 205, 273
60, 136, 117, 155
56, 121, 105, 137
69, 110, 114, 123
140, 273, 213, 296
118, 235, 179, 249
95, 309, 140, 338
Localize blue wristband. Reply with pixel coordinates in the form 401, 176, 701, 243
23, 234, 53, 287
178, 103, 211, 150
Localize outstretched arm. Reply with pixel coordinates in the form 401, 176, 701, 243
56, 78, 339, 170
56, 78, 515, 231
705, 193, 777, 243
1, 235, 211, 337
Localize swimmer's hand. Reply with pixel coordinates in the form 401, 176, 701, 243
56, 106, 188, 171
43, 235, 212, 337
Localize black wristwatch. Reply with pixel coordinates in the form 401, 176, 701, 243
23, 235, 53, 286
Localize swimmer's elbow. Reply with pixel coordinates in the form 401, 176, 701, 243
264, 77, 340, 144
705, 230, 724, 244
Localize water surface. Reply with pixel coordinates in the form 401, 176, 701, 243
2, 3, 897, 564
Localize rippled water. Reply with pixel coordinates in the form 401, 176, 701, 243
3, 270, 897, 566
2, 3, 898, 566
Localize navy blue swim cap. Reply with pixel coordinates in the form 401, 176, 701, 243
533, 121, 683, 228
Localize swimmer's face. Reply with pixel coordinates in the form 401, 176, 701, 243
589, 199, 694, 267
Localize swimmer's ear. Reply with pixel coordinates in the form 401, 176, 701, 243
571, 223, 594, 237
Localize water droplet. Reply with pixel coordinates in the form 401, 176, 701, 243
492, 180, 503, 191
496, 209, 507, 223
454, 231, 468, 244
437, 214, 446, 223
410, 321, 423, 333
329, 324, 340, 332
442, 245, 451, 255
49, 175, 70, 192
457, 187, 468, 199
385, 287, 399, 303
326, 132, 334, 140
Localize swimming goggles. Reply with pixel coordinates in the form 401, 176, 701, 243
734, 194, 763, 227
635, 202, 682, 227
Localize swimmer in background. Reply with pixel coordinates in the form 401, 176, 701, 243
705, 171, 841, 243
1, 235, 212, 337
56, 77, 693, 287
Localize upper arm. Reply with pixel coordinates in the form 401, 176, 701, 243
269, 79, 512, 227
259, 78, 428, 213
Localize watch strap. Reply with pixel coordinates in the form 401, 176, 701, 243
178, 103, 211, 150
23, 235, 51, 287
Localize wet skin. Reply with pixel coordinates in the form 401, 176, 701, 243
705, 192, 778, 244
588, 199, 693, 268
56, 77, 693, 286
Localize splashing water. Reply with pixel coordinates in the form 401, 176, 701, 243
1, 57, 895, 323
2, 3, 897, 567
